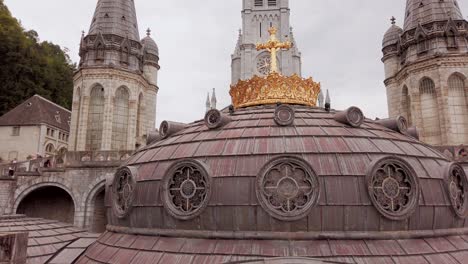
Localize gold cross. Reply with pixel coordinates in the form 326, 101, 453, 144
256, 27, 292, 74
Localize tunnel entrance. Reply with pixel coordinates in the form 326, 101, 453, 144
90, 188, 107, 233
17, 186, 75, 224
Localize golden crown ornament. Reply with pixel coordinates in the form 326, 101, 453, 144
230, 27, 321, 109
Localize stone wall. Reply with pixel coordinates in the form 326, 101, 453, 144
0, 151, 126, 231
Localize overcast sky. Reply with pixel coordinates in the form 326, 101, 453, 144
4, 0, 468, 128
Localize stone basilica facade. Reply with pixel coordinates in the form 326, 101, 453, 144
231, 0, 302, 85
382, 0, 468, 147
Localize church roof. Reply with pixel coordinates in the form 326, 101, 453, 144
0, 215, 97, 264
77, 101, 468, 263
0, 95, 71, 132
403, 0, 464, 31
88, 0, 140, 41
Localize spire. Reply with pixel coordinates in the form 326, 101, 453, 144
233, 29, 242, 57
318, 90, 324, 108
211, 88, 217, 110
403, 0, 463, 31
205, 92, 211, 113
88, 0, 140, 41
325, 90, 331, 112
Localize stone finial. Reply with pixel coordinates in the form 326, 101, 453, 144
325, 89, 331, 112
146, 28, 151, 37
205, 92, 211, 113
391, 16, 396, 25
318, 90, 324, 108
211, 88, 217, 110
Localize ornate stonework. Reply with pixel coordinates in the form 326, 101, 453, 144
445, 163, 468, 218
256, 156, 320, 221
112, 166, 137, 219
274, 104, 295, 126
162, 160, 212, 220
382, 2, 468, 146
367, 157, 420, 220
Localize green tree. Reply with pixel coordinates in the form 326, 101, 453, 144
0, 0, 75, 115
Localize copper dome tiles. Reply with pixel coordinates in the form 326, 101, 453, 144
103, 104, 468, 254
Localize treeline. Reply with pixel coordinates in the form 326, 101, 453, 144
0, 0, 75, 115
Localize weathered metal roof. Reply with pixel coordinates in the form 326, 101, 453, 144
78, 104, 468, 263
0, 215, 97, 264
77, 231, 468, 263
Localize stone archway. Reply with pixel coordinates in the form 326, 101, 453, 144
81, 175, 108, 232
12, 176, 80, 225
16, 186, 75, 224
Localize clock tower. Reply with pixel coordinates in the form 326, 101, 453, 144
231, 0, 302, 85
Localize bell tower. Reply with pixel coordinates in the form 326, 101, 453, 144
69, 0, 160, 152
231, 0, 302, 85
382, 0, 468, 146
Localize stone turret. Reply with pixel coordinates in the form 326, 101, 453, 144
381, 0, 468, 146
69, 0, 160, 152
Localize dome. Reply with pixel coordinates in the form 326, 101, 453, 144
78, 103, 468, 263
382, 24, 402, 48
141, 35, 159, 56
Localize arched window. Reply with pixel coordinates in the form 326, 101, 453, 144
45, 143, 55, 154
417, 36, 429, 54
446, 30, 457, 49
136, 93, 144, 139
121, 47, 129, 64
96, 43, 104, 60
111, 87, 130, 151
419, 78, 442, 145
448, 74, 468, 143
86, 86, 105, 151
401, 86, 412, 126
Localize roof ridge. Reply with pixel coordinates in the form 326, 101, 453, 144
33, 94, 71, 113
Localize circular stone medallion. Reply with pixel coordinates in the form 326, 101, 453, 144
366, 157, 419, 221
347, 107, 364, 127
274, 105, 295, 126
444, 163, 468, 218
161, 160, 212, 220
204, 109, 222, 129
256, 156, 320, 221
112, 166, 137, 219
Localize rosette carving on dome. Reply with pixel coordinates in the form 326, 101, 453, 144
230, 73, 321, 109
256, 156, 320, 221
162, 160, 212, 220
112, 166, 137, 219
366, 157, 420, 221
445, 163, 468, 218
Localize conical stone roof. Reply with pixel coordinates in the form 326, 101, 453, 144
403, 0, 463, 31
88, 0, 140, 41
382, 24, 403, 48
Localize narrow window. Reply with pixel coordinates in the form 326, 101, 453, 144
255, 0, 263, 7
260, 22, 262, 38
268, 0, 277, 6
12, 126, 20, 136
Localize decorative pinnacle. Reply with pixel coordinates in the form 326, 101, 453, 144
81, 30, 85, 36
268, 27, 278, 36
390, 16, 396, 25
146, 28, 151, 36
